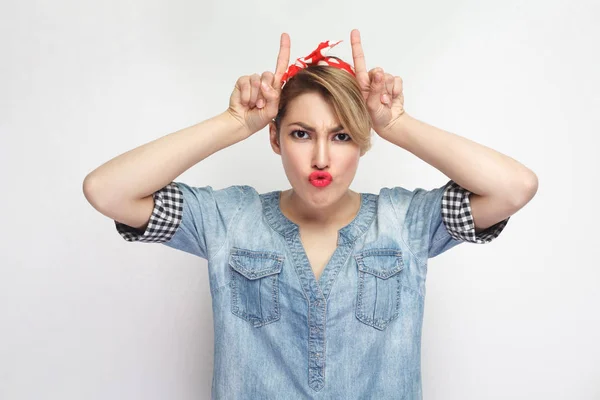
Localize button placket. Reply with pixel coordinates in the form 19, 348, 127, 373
308, 299, 326, 391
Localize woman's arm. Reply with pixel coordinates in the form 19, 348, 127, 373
349, 29, 537, 233
83, 111, 248, 216
381, 114, 539, 231
83, 33, 291, 232
83, 33, 291, 214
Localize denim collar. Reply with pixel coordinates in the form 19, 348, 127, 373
261, 190, 378, 245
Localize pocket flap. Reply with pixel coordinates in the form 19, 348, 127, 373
229, 248, 284, 280
355, 248, 404, 279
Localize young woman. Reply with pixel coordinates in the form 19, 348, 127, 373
84, 29, 536, 399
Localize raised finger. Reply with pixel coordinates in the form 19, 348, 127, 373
351, 29, 368, 82
273, 33, 291, 88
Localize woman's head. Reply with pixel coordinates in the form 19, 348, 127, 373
272, 64, 372, 155
269, 65, 372, 211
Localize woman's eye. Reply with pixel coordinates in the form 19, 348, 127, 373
290, 130, 309, 139
290, 130, 352, 141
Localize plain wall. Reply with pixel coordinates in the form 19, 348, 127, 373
1, 0, 598, 398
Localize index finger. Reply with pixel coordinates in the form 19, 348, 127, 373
350, 29, 368, 77
273, 33, 291, 86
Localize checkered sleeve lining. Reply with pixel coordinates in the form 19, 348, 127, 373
441, 181, 510, 244
115, 182, 183, 243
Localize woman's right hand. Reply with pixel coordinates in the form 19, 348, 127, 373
227, 33, 291, 137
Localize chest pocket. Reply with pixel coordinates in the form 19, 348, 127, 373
354, 248, 404, 330
229, 248, 284, 328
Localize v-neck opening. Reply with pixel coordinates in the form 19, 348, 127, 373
276, 191, 366, 238
261, 189, 378, 297
261, 188, 377, 244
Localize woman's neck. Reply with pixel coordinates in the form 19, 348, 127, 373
279, 189, 361, 228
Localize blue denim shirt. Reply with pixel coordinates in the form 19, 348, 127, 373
115, 180, 509, 399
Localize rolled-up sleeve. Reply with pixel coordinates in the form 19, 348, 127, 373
115, 182, 247, 260
115, 182, 183, 243
427, 180, 510, 258
391, 179, 510, 262
440, 181, 510, 244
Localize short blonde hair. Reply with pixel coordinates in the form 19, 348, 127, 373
274, 65, 373, 155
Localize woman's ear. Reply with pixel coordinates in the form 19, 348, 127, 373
269, 122, 282, 155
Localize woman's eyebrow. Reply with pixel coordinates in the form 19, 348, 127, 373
287, 122, 344, 133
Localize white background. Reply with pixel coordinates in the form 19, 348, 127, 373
1, 0, 598, 398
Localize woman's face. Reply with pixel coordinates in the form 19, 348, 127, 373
269, 92, 362, 210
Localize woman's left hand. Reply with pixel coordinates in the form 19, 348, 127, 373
351, 29, 406, 138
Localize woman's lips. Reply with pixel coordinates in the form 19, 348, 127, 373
308, 171, 332, 187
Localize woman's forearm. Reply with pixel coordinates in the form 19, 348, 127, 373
83, 111, 248, 209
382, 113, 538, 205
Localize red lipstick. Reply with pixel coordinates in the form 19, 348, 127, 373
308, 171, 333, 187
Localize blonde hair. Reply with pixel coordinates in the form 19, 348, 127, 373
274, 65, 373, 155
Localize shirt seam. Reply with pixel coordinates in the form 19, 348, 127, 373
262, 192, 300, 244
211, 185, 247, 260
387, 189, 426, 268
432, 185, 458, 246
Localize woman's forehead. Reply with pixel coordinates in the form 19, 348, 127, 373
283, 92, 341, 129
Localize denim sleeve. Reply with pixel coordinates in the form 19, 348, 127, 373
115, 182, 246, 260
391, 179, 510, 262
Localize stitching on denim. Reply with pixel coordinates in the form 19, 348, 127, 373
213, 185, 248, 259
355, 269, 401, 330
230, 266, 281, 327
420, 182, 450, 267
387, 188, 424, 267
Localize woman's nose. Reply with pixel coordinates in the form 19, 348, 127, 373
312, 139, 330, 169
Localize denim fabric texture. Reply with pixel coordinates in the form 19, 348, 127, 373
115, 180, 509, 399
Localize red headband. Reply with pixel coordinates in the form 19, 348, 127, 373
280, 40, 356, 89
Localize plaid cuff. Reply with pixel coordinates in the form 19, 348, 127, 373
115, 182, 183, 243
441, 181, 509, 243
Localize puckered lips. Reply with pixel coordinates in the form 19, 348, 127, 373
308, 171, 333, 187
